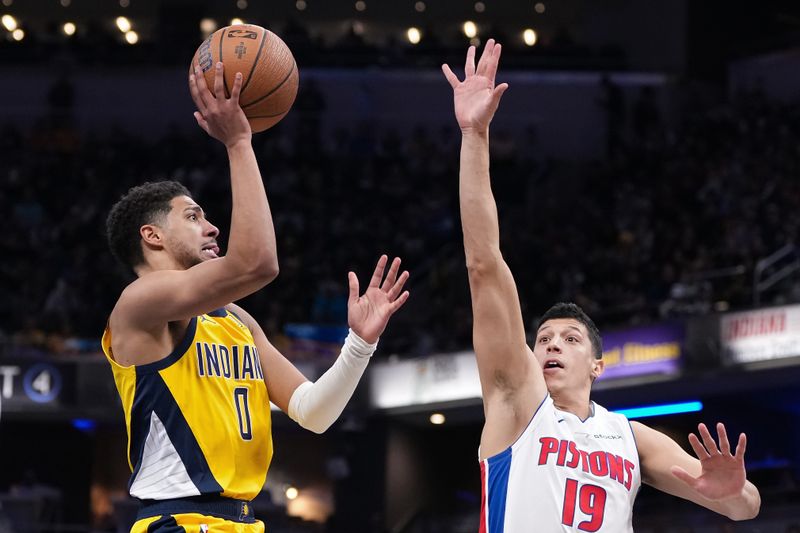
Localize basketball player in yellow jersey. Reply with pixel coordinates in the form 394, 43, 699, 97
102, 63, 410, 532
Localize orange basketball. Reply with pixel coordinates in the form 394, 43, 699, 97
190, 24, 299, 132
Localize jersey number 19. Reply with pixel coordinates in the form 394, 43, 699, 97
562, 478, 607, 532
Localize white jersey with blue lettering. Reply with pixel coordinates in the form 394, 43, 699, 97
480, 395, 641, 533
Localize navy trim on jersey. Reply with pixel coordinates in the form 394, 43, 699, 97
128, 371, 224, 494
207, 308, 228, 317
486, 447, 512, 533
135, 318, 198, 375
145, 515, 183, 533
138, 495, 256, 524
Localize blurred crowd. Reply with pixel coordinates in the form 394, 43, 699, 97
2, 82, 799, 359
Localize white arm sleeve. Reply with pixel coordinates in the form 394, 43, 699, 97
287, 329, 377, 434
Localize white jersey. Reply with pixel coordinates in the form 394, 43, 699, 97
480, 395, 641, 533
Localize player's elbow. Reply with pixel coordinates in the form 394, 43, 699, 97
254, 258, 279, 284
302, 420, 332, 435
465, 252, 502, 280
241, 253, 279, 284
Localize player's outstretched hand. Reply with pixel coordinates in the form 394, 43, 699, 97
189, 61, 251, 148
347, 255, 410, 344
671, 422, 748, 501
442, 38, 509, 134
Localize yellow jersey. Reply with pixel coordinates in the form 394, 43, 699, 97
102, 307, 273, 501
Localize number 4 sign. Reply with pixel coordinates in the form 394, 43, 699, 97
23, 364, 62, 404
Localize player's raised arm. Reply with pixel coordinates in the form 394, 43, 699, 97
111, 62, 278, 328
231, 256, 409, 434
633, 421, 760, 520
443, 41, 547, 457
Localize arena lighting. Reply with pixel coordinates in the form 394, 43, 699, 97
115, 16, 131, 32
11, 27, 23, 40
72, 418, 96, 431
60, 0, 70, 7
124, 30, 138, 44
414, 1, 425, 12
463, 20, 477, 38
285, 486, 299, 500
200, 18, 217, 34
2, 14, 17, 31
429, 413, 446, 425
230, 17, 244, 25
63, 22, 76, 36
355, 0, 366, 11
613, 401, 703, 420
535, 2, 546, 13
523, 28, 537, 46
237, 0, 248, 9
407, 26, 421, 44
474, 1, 485, 13
119, 0, 130, 6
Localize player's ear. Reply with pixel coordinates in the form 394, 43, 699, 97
591, 358, 605, 380
140, 224, 165, 250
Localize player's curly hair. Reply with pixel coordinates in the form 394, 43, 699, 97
536, 302, 603, 359
106, 180, 191, 270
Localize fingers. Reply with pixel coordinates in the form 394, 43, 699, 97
491, 82, 509, 108
670, 465, 698, 488
213, 62, 226, 99
698, 423, 721, 455
381, 257, 401, 291
717, 422, 731, 455
230, 71, 244, 103
442, 64, 460, 89
189, 65, 211, 114
347, 271, 359, 306
734, 432, 747, 461
687, 432, 709, 459
464, 45, 476, 77
387, 270, 410, 301
193, 111, 210, 133
483, 41, 502, 81
476, 38, 496, 77
389, 290, 410, 313
369, 255, 389, 289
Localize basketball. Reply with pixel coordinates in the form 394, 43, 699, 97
190, 24, 299, 132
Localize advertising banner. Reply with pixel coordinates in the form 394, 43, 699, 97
720, 305, 800, 364
599, 323, 684, 381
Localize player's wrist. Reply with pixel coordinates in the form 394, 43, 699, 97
225, 137, 253, 152
460, 127, 489, 139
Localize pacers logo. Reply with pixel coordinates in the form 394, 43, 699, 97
239, 502, 251, 521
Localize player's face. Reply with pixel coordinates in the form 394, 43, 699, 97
533, 318, 601, 394
163, 196, 220, 268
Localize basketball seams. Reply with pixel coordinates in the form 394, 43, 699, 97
241, 60, 297, 110
191, 24, 297, 132
246, 110, 290, 119
239, 29, 269, 102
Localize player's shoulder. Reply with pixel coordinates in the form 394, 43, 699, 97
223, 302, 257, 331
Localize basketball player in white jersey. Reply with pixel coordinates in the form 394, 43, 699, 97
442, 41, 761, 532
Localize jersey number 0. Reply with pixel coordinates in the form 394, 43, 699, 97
234, 387, 253, 440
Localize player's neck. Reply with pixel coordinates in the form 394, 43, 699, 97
550, 391, 593, 421
136, 255, 185, 276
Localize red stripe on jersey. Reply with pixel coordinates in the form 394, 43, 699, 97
479, 460, 487, 533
